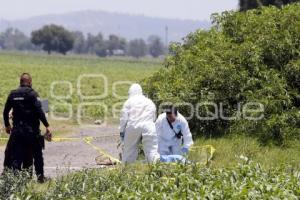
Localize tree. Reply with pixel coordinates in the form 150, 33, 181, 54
239, 0, 262, 11
239, 0, 300, 11
72, 31, 85, 54
128, 39, 147, 58
94, 41, 108, 57
147, 35, 165, 58
106, 34, 127, 56
0, 28, 34, 50
31, 24, 74, 55
145, 4, 300, 145
84, 33, 108, 57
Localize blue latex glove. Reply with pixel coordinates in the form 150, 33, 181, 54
120, 132, 125, 142
181, 147, 189, 154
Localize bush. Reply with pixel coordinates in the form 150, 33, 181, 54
11, 163, 300, 199
144, 3, 300, 145
0, 170, 31, 200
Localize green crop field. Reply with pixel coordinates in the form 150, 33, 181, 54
0, 52, 161, 125
0, 52, 161, 144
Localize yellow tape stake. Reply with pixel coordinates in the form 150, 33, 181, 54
83, 137, 121, 164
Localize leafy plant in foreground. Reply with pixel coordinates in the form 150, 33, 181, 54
10, 162, 300, 199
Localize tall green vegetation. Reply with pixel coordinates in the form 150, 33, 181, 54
239, 0, 300, 11
4, 163, 300, 199
144, 3, 300, 145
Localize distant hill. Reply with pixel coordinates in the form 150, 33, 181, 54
0, 10, 210, 42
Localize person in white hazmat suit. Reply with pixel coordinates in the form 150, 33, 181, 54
119, 84, 160, 164
156, 106, 193, 155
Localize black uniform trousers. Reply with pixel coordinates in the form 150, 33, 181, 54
5, 127, 44, 178
4, 135, 13, 168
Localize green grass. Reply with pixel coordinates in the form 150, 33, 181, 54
0, 52, 161, 125
3, 163, 299, 199
3, 137, 299, 199
0, 136, 7, 146
190, 135, 300, 169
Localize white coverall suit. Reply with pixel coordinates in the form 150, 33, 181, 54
119, 84, 160, 164
155, 112, 193, 155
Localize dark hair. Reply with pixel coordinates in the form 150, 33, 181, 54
20, 73, 32, 86
164, 105, 178, 116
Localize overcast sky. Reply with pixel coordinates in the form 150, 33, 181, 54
0, 0, 238, 20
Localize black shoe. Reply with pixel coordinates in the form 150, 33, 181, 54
37, 175, 50, 183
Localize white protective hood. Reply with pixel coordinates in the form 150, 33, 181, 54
128, 83, 143, 98
119, 83, 156, 132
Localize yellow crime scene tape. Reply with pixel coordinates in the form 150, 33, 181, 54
83, 137, 121, 164
51, 137, 81, 142
0, 136, 121, 165
1, 137, 215, 165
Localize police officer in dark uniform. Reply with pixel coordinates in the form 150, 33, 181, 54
3, 73, 51, 182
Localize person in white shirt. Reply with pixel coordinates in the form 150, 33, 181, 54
119, 83, 160, 164
155, 105, 193, 155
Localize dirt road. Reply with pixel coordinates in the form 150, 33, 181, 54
0, 126, 120, 177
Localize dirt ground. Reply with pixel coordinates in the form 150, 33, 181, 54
0, 126, 120, 177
